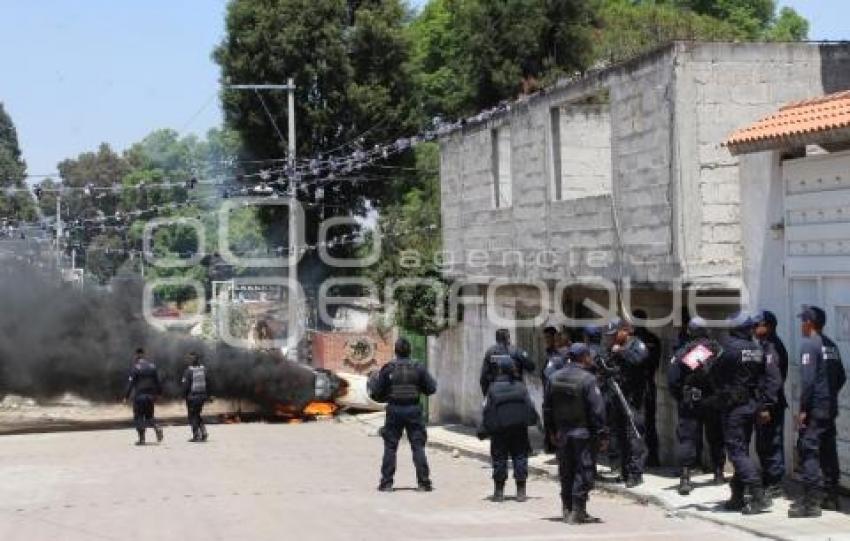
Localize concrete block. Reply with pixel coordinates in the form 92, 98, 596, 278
702, 204, 739, 224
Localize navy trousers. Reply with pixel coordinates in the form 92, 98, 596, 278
755, 406, 785, 486
490, 426, 530, 482
557, 435, 596, 509
380, 405, 430, 486
677, 404, 725, 470
723, 401, 760, 486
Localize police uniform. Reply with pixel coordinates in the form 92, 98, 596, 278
634, 324, 662, 467
714, 315, 782, 514
481, 342, 535, 395
481, 357, 538, 502
371, 356, 437, 491
792, 305, 847, 516
607, 331, 649, 486
544, 344, 607, 524
754, 330, 788, 494
182, 362, 212, 442
667, 323, 725, 495
542, 346, 567, 454
124, 358, 163, 445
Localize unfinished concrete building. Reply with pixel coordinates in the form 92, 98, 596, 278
430, 41, 850, 466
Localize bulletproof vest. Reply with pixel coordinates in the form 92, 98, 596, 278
549, 370, 589, 428
484, 380, 531, 431
133, 361, 159, 395
188, 365, 207, 394
741, 347, 765, 389
388, 362, 420, 403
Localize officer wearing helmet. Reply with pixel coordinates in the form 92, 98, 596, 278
604, 317, 649, 487
544, 343, 608, 524
667, 316, 726, 495
181, 351, 213, 443
714, 312, 781, 514
370, 337, 437, 492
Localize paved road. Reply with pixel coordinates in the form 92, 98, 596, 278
0, 419, 758, 541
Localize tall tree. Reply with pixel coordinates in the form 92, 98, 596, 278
0, 103, 36, 222
214, 0, 416, 162
410, 0, 596, 120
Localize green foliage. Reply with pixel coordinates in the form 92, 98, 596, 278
214, 0, 416, 160
409, 0, 596, 119
365, 142, 445, 335
0, 103, 36, 222
765, 6, 809, 41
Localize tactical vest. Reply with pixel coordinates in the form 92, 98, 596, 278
741, 347, 765, 390
550, 372, 588, 428
388, 362, 420, 403
484, 380, 532, 432
188, 365, 207, 394
134, 362, 159, 395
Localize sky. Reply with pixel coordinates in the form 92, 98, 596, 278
0, 0, 847, 180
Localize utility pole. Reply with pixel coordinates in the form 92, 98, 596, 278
55, 195, 62, 272
228, 80, 300, 362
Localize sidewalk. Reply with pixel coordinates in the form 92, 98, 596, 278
347, 412, 850, 541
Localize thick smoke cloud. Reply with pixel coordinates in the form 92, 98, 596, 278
0, 261, 316, 407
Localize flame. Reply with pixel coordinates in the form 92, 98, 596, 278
302, 401, 338, 417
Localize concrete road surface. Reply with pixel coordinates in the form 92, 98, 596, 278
0, 419, 758, 541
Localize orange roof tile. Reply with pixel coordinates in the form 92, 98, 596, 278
724, 90, 850, 154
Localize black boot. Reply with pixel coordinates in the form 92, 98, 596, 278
515, 480, 527, 502
567, 500, 601, 524
492, 481, 505, 502
724, 481, 745, 511
678, 468, 694, 496
154, 426, 164, 443
713, 466, 725, 485
562, 504, 572, 522
377, 480, 393, 492
625, 474, 643, 488
788, 490, 822, 518
821, 487, 840, 512
742, 485, 771, 515
764, 483, 784, 500
135, 429, 145, 446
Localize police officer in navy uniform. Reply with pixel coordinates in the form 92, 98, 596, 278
481, 355, 538, 502
542, 325, 566, 453
790, 305, 847, 517
714, 313, 782, 514
181, 351, 212, 443
481, 329, 535, 395
752, 311, 788, 498
604, 317, 649, 487
667, 317, 726, 495
632, 309, 662, 467
123, 348, 164, 446
545, 343, 608, 524
371, 337, 437, 492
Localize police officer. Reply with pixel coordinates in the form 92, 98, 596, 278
123, 348, 164, 446
667, 317, 726, 495
604, 317, 649, 487
790, 305, 847, 517
481, 329, 535, 395
542, 326, 567, 453
481, 356, 538, 502
632, 309, 662, 467
371, 338, 437, 492
545, 343, 608, 524
714, 313, 781, 514
752, 311, 788, 498
181, 351, 212, 443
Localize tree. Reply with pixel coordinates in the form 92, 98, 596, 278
214, 0, 416, 162
409, 0, 596, 119
765, 6, 809, 41
56, 143, 131, 221
0, 103, 36, 222
365, 142, 445, 335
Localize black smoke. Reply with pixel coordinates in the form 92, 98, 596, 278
0, 261, 316, 407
